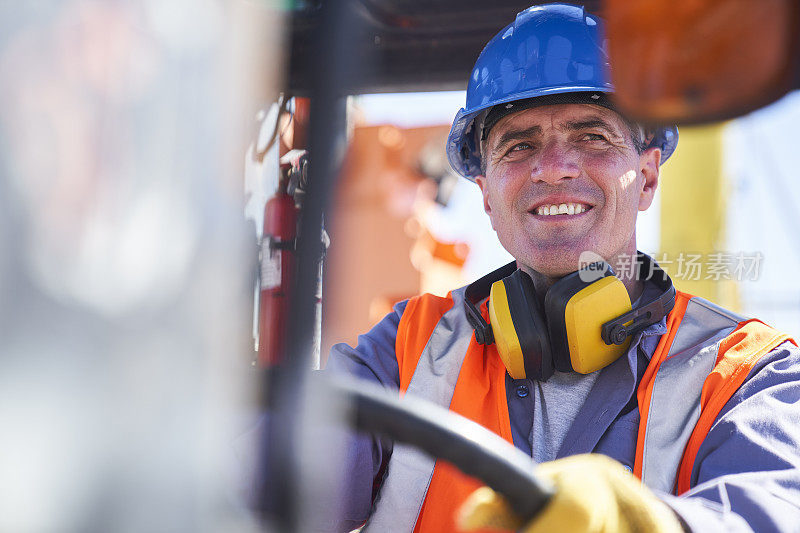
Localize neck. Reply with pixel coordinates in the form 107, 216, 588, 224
521, 251, 645, 304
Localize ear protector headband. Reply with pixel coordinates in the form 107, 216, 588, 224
464, 253, 675, 381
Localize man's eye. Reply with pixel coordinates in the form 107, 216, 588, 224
581, 133, 608, 142
508, 142, 532, 153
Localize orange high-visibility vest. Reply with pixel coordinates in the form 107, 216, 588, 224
362, 288, 794, 533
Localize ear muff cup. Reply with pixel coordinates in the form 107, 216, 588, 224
489, 270, 553, 381
545, 273, 633, 374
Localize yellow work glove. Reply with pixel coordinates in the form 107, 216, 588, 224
457, 454, 684, 533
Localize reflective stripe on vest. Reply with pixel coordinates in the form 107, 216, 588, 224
364, 287, 473, 533
674, 319, 793, 493
635, 295, 745, 492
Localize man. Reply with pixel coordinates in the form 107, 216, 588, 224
326, 4, 800, 532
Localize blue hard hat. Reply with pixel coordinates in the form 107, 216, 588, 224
446, 3, 678, 180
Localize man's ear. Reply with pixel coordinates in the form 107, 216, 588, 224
638, 147, 661, 211
475, 175, 492, 216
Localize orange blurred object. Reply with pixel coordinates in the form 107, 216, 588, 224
322, 123, 469, 361
605, 0, 799, 124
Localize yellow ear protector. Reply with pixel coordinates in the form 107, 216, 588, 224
464, 253, 675, 381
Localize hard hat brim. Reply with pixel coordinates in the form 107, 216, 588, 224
447, 88, 678, 180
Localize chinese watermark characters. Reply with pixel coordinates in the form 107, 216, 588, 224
578, 251, 763, 282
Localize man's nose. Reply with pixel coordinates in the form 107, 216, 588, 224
529, 140, 580, 184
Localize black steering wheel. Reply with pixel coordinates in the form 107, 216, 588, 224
323, 376, 554, 525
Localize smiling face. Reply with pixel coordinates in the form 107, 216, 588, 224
476, 103, 661, 279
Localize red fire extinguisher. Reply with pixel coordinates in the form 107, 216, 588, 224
257, 148, 312, 367
257, 187, 298, 367
253, 97, 315, 368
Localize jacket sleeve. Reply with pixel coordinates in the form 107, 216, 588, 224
316, 300, 408, 532
661, 341, 800, 532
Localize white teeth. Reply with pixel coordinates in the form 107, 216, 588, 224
535, 203, 589, 216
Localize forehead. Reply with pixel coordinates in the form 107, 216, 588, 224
487, 103, 628, 144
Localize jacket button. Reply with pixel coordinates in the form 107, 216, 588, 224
515, 385, 529, 398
